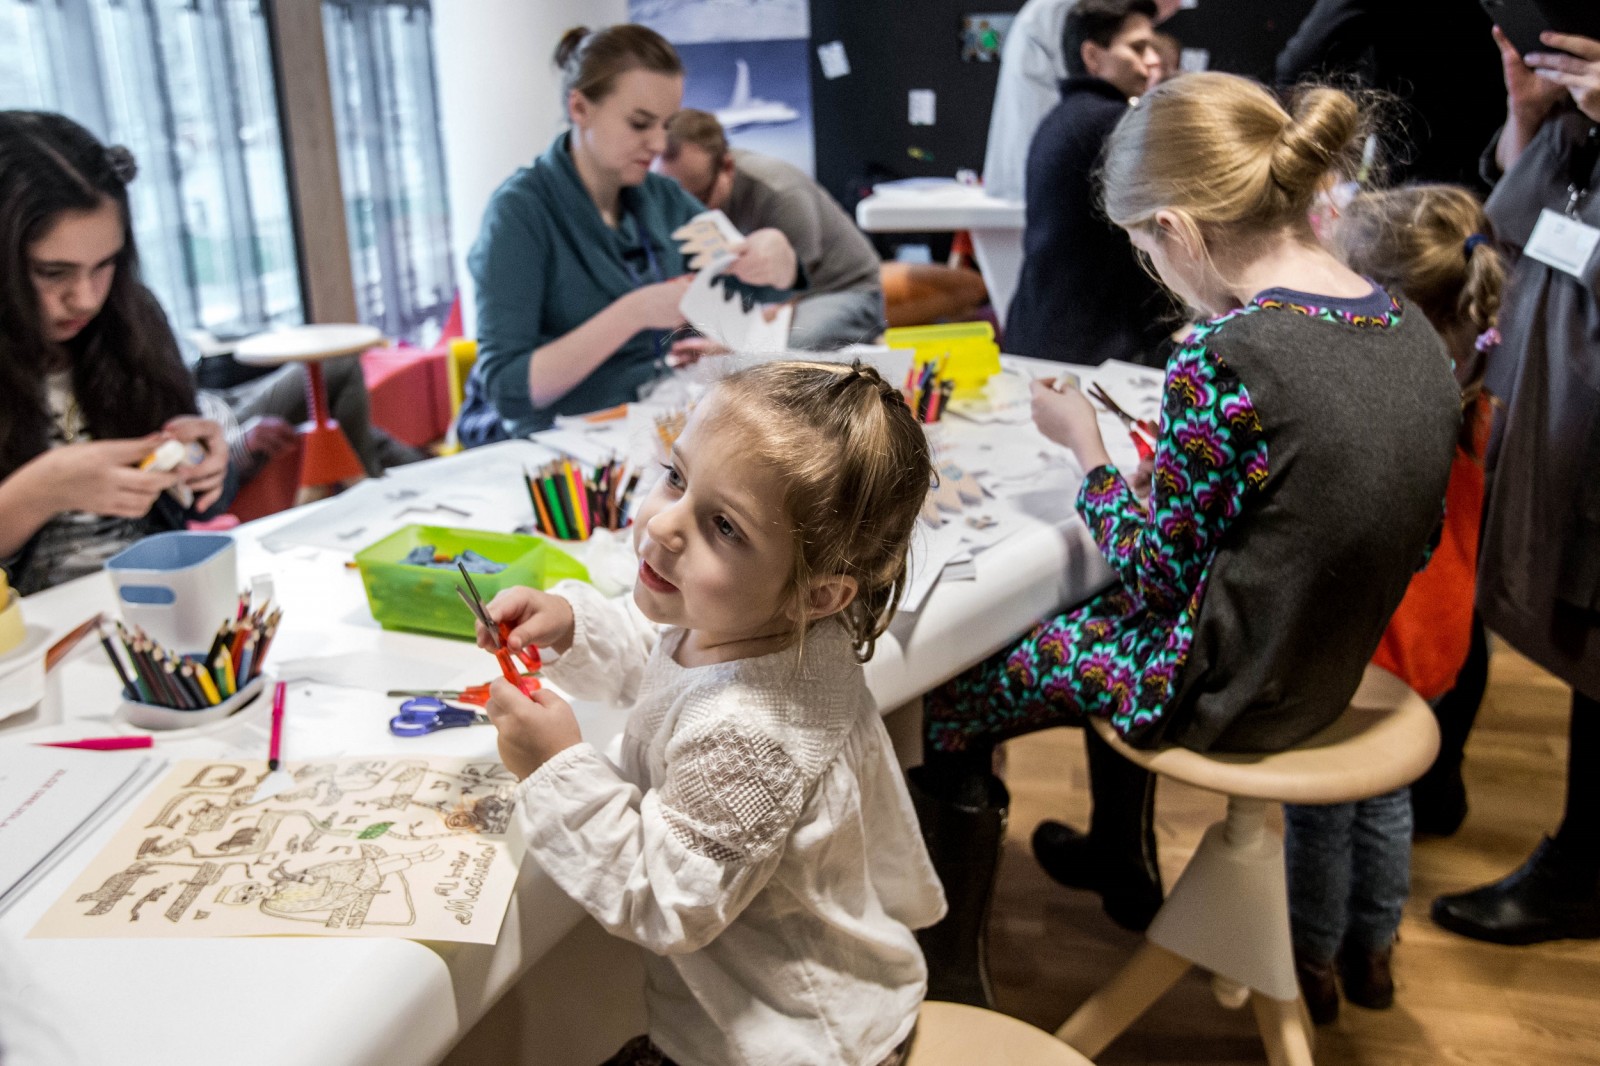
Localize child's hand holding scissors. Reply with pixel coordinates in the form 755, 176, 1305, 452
479, 586, 576, 657
1030, 378, 1113, 472
484, 682, 582, 780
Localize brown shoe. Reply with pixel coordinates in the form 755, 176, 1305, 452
1338, 943, 1395, 1010
1294, 952, 1339, 1025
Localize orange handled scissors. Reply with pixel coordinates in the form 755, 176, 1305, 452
1088, 383, 1157, 463
456, 562, 542, 696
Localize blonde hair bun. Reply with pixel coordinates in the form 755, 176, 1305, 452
1270, 87, 1360, 200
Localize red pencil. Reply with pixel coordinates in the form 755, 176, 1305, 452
268, 680, 286, 770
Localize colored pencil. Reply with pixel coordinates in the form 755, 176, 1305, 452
39, 736, 154, 751
192, 661, 222, 706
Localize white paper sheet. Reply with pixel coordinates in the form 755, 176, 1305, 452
0, 748, 166, 915
679, 252, 793, 353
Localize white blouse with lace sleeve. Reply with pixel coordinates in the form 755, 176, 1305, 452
514, 616, 945, 1066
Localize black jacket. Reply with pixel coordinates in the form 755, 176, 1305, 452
1005, 77, 1172, 367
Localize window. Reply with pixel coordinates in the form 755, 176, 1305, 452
0, 0, 304, 340
323, 0, 453, 344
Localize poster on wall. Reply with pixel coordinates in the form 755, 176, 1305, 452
631, 0, 815, 177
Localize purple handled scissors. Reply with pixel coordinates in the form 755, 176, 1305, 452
389, 696, 491, 737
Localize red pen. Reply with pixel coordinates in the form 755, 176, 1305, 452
38, 736, 154, 751
268, 680, 286, 771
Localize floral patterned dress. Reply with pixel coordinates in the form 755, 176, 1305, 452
924, 290, 1405, 753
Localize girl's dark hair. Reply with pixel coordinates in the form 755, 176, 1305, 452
712, 360, 934, 663
0, 110, 196, 480
554, 24, 683, 107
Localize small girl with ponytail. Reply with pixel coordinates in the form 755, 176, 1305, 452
1281, 184, 1506, 1024
481, 361, 944, 1066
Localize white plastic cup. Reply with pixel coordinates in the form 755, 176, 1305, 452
105, 532, 238, 652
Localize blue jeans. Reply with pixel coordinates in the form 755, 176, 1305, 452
1284, 787, 1412, 963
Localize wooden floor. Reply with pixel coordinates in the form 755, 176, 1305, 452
990, 645, 1600, 1064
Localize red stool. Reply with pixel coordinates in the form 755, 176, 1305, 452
233, 324, 383, 490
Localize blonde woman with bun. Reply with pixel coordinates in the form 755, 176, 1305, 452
909, 72, 1462, 1007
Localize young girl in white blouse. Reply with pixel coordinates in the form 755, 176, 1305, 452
480, 360, 945, 1066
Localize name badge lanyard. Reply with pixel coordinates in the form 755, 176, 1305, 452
620, 217, 669, 364
1564, 124, 1600, 220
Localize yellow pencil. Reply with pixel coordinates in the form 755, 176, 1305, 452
562, 459, 589, 539
194, 662, 222, 705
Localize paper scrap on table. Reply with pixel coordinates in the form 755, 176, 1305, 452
679, 253, 792, 353
900, 517, 968, 613
672, 210, 745, 271
817, 41, 850, 79
31, 756, 522, 944
908, 89, 936, 126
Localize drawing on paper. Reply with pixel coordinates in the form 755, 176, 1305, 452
31, 757, 523, 944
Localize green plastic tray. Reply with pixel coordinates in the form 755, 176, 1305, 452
354, 524, 589, 639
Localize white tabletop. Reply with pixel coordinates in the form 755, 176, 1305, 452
855, 185, 1024, 233
0, 360, 1158, 1065
233, 323, 385, 366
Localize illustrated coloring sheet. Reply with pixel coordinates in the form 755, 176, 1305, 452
31, 756, 523, 944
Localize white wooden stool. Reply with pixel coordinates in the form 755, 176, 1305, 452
911, 1002, 1095, 1065
1056, 665, 1438, 1065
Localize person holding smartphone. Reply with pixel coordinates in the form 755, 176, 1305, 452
1430, 27, 1600, 945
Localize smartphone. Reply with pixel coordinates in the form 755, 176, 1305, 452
1480, 0, 1600, 57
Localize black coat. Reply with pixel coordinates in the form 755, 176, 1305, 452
1005, 78, 1172, 367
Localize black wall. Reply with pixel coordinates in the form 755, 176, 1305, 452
806, 0, 1322, 216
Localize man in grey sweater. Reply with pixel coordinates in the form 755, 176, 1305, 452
661, 110, 885, 350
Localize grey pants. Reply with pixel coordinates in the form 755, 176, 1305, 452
785, 288, 888, 351
220, 355, 383, 477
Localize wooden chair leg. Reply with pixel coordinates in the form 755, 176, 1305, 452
1055, 941, 1190, 1058
1251, 993, 1315, 1066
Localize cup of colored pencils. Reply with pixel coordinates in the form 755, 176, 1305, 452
523, 458, 640, 542
904, 360, 954, 424
100, 591, 282, 712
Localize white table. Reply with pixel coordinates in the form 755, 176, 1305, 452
855, 184, 1026, 325
0, 361, 1156, 1065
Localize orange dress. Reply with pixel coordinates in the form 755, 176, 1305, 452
1372, 398, 1490, 700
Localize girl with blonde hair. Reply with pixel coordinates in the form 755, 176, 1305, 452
910, 72, 1462, 1006
1279, 182, 1505, 1023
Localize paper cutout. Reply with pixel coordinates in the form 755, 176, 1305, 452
909, 90, 936, 126
817, 41, 850, 79
672, 210, 745, 271
679, 252, 793, 353
31, 756, 522, 944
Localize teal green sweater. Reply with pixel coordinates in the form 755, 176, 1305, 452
459, 132, 704, 442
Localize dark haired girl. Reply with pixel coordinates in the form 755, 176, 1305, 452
0, 110, 232, 594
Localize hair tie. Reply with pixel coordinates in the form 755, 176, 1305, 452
1463, 233, 1488, 258
104, 145, 138, 184
1474, 326, 1500, 353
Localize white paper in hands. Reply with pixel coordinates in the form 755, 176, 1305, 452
679, 252, 793, 353
672, 210, 745, 270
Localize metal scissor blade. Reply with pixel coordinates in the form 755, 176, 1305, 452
454, 585, 499, 642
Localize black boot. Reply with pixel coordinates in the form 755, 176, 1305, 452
1411, 615, 1487, 837
1431, 836, 1600, 945
905, 764, 1009, 1008
1031, 727, 1163, 932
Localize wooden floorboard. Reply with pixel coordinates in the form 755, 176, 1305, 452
988, 644, 1600, 1064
